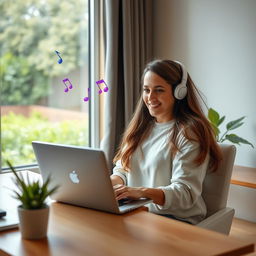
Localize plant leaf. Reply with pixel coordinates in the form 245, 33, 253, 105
225, 134, 254, 148
226, 117, 245, 131
210, 123, 220, 138
208, 108, 220, 126
26, 172, 31, 187
7, 161, 23, 185
217, 116, 225, 126
7, 161, 30, 200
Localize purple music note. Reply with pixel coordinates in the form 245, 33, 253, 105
62, 78, 73, 92
55, 50, 63, 64
83, 88, 90, 101
96, 79, 108, 94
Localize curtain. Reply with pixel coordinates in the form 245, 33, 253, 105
100, 0, 153, 171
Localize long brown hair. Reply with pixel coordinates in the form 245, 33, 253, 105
113, 59, 222, 172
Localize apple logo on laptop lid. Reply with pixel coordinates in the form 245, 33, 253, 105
69, 170, 80, 184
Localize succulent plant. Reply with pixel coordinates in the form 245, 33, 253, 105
7, 160, 59, 209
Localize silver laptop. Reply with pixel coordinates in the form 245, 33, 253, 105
32, 141, 152, 214
0, 209, 19, 231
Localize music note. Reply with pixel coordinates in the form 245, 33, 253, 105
62, 78, 73, 92
55, 50, 63, 64
96, 79, 108, 94
83, 88, 90, 101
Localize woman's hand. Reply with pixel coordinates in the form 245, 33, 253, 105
113, 184, 166, 206
113, 184, 144, 201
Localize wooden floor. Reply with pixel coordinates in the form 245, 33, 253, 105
230, 218, 256, 248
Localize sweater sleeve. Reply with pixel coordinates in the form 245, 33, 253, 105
156, 140, 209, 211
112, 160, 128, 185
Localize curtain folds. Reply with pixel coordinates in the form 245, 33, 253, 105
100, 0, 153, 170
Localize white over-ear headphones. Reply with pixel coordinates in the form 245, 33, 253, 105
173, 61, 188, 100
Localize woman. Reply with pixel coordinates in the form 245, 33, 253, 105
110, 59, 222, 224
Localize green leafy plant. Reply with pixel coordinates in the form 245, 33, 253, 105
208, 108, 254, 148
7, 160, 59, 209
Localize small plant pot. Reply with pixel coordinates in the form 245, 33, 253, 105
18, 205, 50, 240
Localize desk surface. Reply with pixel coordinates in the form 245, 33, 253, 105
0, 172, 255, 256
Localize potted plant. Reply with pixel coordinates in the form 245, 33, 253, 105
6, 160, 59, 240
207, 108, 254, 148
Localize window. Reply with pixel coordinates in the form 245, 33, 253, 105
0, 0, 91, 169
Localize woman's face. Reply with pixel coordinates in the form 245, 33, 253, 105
143, 71, 175, 123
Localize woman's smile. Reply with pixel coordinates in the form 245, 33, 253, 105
148, 102, 161, 108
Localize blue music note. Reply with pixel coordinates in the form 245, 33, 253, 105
55, 50, 63, 64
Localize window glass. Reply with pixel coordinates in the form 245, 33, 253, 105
0, 0, 89, 168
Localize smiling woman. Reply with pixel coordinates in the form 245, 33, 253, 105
0, 0, 90, 169
110, 59, 222, 225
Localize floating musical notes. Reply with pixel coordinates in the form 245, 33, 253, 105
55, 50, 63, 64
83, 88, 90, 101
62, 78, 73, 92
54, 49, 109, 101
83, 80, 109, 103
96, 79, 108, 94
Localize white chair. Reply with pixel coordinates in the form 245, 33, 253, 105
196, 144, 236, 235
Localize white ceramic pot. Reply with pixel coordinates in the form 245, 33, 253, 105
18, 205, 49, 240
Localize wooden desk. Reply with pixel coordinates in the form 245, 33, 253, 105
0, 172, 255, 256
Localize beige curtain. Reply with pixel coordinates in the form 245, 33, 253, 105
100, 0, 153, 170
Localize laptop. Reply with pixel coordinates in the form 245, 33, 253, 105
0, 209, 19, 231
32, 141, 152, 214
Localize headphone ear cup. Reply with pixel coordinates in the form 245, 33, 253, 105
173, 61, 188, 100
174, 84, 187, 100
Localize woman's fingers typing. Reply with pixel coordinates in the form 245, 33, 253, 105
113, 184, 143, 200
113, 184, 126, 199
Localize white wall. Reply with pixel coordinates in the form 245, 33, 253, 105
153, 0, 256, 167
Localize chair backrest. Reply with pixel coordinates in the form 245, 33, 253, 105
202, 144, 236, 217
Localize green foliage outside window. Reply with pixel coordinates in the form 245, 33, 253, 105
0, 0, 88, 105
0, 0, 89, 167
0, 53, 49, 105
2, 111, 88, 167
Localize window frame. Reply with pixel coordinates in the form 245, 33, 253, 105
89, 0, 101, 149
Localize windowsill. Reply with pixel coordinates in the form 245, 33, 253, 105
1, 165, 40, 174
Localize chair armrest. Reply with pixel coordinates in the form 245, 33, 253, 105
196, 207, 235, 235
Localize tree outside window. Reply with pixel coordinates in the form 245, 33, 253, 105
0, 0, 89, 167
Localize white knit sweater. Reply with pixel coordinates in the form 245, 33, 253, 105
113, 120, 209, 224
